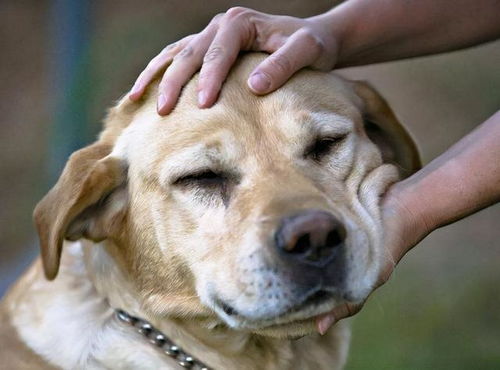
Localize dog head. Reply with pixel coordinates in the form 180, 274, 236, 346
34, 54, 420, 337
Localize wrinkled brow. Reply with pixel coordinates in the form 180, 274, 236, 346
287, 111, 354, 154
158, 136, 240, 186
304, 112, 354, 137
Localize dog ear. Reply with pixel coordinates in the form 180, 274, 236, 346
353, 81, 421, 178
33, 143, 127, 280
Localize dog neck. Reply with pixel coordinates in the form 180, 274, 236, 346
8, 240, 348, 369
81, 240, 336, 369
78, 239, 349, 369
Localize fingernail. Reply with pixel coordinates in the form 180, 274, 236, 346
317, 313, 336, 335
157, 93, 167, 114
248, 72, 271, 93
198, 91, 208, 107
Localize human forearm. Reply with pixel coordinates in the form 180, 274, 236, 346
393, 111, 500, 251
319, 0, 500, 67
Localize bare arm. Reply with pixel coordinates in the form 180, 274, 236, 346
316, 110, 500, 333
330, 0, 500, 67
129, 0, 500, 114
393, 111, 500, 237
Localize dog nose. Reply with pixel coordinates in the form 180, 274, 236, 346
274, 210, 346, 266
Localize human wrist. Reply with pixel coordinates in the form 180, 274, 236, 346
382, 179, 434, 262
307, 7, 350, 68
397, 168, 448, 234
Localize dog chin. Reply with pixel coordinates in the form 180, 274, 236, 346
252, 318, 318, 339
214, 297, 340, 338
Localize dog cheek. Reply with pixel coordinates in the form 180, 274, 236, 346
341, 164, 398, 300
351, 167, 398, 297
358, 164, 399, 221
339, 220, 371, 300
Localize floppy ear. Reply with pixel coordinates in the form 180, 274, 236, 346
33, 143, 128, 280
353, 81, 421, 178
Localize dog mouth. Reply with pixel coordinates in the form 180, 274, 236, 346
286, 289, 332, 314
213, 288, 337, 329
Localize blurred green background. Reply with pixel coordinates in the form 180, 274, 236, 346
0, 1, 498, 368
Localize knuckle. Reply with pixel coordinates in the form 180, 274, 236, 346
159, 68, 182, 90
212, 12, 225, 22
267, 54, 292, 75
162, 42, 178, 53
299, 28, 325, 54
197, 74, 213, 91
225, 6, 249, 18
196, 73, 208, 86
159, 77, 178, 92
175, 45, 194, 59
203, 45, 224, 63
182, 34, 197, 44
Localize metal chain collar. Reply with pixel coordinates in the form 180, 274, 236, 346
116, 309, 211, 370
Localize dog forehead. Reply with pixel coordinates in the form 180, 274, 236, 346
109, 54, 363, 172
114, 102, 355, 180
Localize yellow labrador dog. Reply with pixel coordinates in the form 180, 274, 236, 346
0, 53, 420, 369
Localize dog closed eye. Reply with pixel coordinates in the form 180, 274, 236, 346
305, 135, 348, 162
173, 170, 238, 206
174, 170, 227, 188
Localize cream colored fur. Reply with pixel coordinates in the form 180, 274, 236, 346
0, 53, 420, 369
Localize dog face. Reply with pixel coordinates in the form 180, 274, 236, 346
34, 54, 420, 337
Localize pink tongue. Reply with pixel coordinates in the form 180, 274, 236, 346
315, 312, 336, 335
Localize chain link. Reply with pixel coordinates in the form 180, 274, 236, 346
116, 309, 211, 370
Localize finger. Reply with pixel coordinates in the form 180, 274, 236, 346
315, 301, 363, 334
129, 35, 195, 101
197, 13, 254, 107
376, 257, 396, 289
157, 30, 216, 115
316, 312, 336, 335
247, 28, 325, 94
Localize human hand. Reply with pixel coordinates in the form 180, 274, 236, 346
317, 109, 500, 333
315, 180, 432, 334
128, 7, 340, 115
